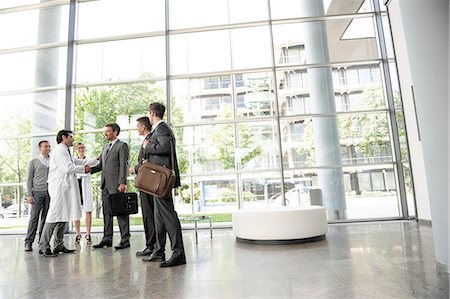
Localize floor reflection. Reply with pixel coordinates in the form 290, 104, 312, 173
0, 222, 448, 298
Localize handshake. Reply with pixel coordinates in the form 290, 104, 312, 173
84, 165, 92, 173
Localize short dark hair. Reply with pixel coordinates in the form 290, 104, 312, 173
106, 123, 121, 136
149, 102, 165, 118
38, 140, 49, 147
136, 116, 151, 131
56, 130, 73, 144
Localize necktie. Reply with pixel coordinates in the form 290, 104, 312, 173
67, 149, 73, 162
106, 143, 112, 154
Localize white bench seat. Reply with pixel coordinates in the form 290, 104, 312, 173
232, 206, 328, 244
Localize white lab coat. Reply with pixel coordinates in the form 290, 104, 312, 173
76, 172, 94, 213
46, 144, 97, 223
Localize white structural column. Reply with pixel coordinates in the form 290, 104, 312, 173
31, 2, 61, 156
300, 0, 346, 219
388, 0, 449, 270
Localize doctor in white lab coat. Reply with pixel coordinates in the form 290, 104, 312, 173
38, 130, 96, 257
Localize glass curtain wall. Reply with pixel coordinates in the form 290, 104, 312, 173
0, 0, 415, 227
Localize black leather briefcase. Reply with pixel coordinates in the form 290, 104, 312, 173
107, 192, 138, 216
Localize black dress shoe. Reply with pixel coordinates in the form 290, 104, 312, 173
24, 243, 32, 252
136, 247, 152, 257
38, 249, 43, 255
54, 246, 76, 254
142, 253, 165, 262
114, 242, 130, 250
42, 248, 57, 257
93, 241, 112, 249
160, 255, 186, 268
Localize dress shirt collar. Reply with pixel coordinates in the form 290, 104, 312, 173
109, 138, 119, 148
151, 120, 164, 132
38, 154, 50, 167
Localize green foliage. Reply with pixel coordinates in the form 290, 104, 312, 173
206, 117, 263, 171
0, 115, 31, 202
179, 184, 200, 204
211, 188, 255, 203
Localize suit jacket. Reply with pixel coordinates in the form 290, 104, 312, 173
144, 122, 181, 188
91, 139, 129, 194
134, 132, 151, 174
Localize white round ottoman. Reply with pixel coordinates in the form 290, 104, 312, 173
232, 206, 328, 244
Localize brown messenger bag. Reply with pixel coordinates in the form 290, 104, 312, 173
134, 161, 176, 198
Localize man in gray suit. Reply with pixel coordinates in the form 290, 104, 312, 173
129, 116, 156, 257
91, 123, 131, 250
143, 102, 186, 267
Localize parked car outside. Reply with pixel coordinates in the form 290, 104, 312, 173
5, 204, 28, 218
0, 207, 13, 219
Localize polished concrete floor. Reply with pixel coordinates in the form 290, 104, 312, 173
0, 222, 448, 298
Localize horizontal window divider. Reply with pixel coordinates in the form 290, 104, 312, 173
284, 162, 396, 171
0, 131, 57, 141
169, 20, 270, 35
271, 11, 376, 25
279, 109, 389, 121
179, 168, 283, 179
75, 127, 138, 135
0, 86, 65, 96
75, 30, 166, 45
169, 67, 274, 80
0, 0, 68, 14
1, 42, 68, 55
171, 116, 280, 129
171, 109, 390, 129
74, 76, 166, 88
0, 182, 26, 187
275, 59, 382, 72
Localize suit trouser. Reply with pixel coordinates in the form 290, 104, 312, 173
153, 194, 185, 259
101, 189, 130, 243
38, 222, 65, 251
24, 191, 50, 244
140, 191, 156, 250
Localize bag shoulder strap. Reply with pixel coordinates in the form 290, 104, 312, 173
161, 122, 176, 172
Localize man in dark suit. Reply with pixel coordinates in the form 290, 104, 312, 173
91, 123, 131, 250
129, 116, 156, 257
143, 102, 186, 267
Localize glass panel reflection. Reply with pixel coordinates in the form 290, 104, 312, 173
74, 81, 166, 132
76, 37, 166, 83
272, 18, 379, 66
270, 0, 375, 19
237, 121, 280, 170
170, 30, 231, 75
236, 72, 276, 118
190, 175, 238, 213
0, 5, 69, 49
169, 0, 268, 29
280, 112, 393, 169
277, 63, 384, 117
186, 124, 236, 173
171, 77, 233, 123
77, 0, 165, 39
0, 47, 67, 92
241, 172, 282, 208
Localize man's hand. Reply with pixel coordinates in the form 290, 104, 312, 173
143, 139, 149, 148
118, 183, 127, 193
129, 167, 135, 174
27, 196, 35, 205
84, 165, 91, 173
